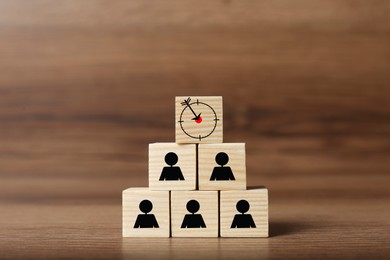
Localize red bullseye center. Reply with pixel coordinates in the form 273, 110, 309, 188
195, 117, 202, 124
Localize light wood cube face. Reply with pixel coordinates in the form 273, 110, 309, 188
171, 191, 219, 237
175, 96, 223, 144
198, 143, 246, 190
220, 188, 268, 237
122, 188, 170, 237
149, 143, 196, 190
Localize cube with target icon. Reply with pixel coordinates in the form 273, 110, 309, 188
175, 96, 223, 144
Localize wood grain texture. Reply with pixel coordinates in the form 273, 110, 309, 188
199, 143, 246, 190
149, 143, 196, 190
0, 0, 390, 258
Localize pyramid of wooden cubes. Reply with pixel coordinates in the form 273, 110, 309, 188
123, 96, 269, 237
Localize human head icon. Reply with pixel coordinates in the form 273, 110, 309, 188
186, 200, 200, 214
165, 152, 178, 166
139, 200, 153, 214
236, 200, 250, 214
215, 152, 229, 166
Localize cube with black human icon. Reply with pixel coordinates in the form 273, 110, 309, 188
198, 143, 246, 190
122, 188, 170, 237
220, 187, 268, 237
171, 191, 218, 237
149, 143, 196, 190
175, 96, 223, 144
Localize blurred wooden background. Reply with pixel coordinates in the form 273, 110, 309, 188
0, 0, 389, 259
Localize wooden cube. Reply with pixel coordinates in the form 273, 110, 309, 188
198, 143, 246, 190
171, 191, 218, 237
175, 96, 223, 144
149, 143, 196, 190
122, 188, 170, 237
220, 187, 269, 237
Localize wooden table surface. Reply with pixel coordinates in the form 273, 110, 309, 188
1, 0, 390, 259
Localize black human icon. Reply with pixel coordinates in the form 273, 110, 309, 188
181, 200, 206, 228
159, 152, 185, 181
209, 152, 235, 181
133, 200, 159, 228
231, 200, 256, 228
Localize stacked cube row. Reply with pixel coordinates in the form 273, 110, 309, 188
123, 188, 268, 237
149, 143, 246, 190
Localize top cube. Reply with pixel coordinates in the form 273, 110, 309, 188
175, 96, 223, 144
